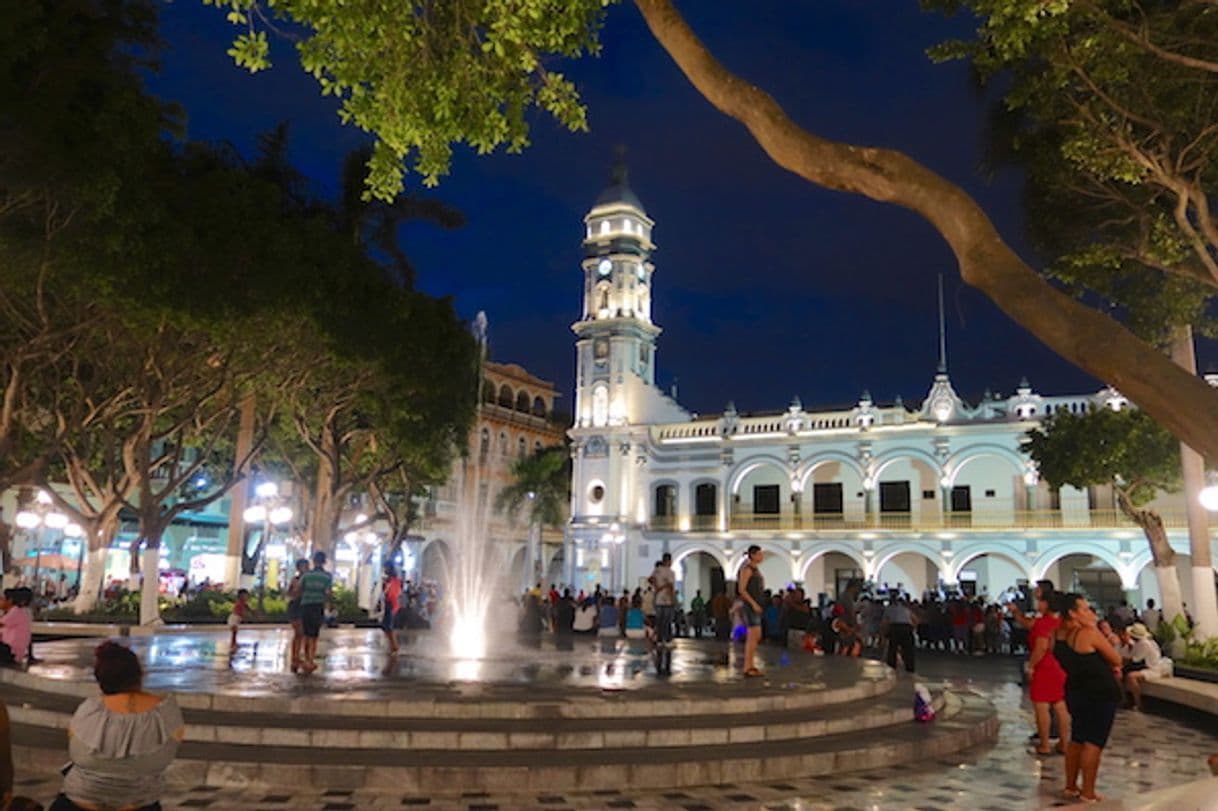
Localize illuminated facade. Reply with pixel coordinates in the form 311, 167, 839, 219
566, 165, 1218, 608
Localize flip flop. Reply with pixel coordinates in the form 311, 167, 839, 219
744, 668, 764, 678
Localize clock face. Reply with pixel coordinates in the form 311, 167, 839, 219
597, 259, 612, 276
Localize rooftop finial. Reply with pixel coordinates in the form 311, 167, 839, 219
611, 144, 628, 186
937, 273, 948, 374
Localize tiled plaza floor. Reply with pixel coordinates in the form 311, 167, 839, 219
12, 650, 1218, 810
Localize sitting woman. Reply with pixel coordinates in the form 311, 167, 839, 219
1123, 622, 1170, 711
51, 642, 185, 811
597, 596, 620, 637
624, 605, 646, 639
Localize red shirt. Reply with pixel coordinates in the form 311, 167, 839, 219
384, 577, 402, 613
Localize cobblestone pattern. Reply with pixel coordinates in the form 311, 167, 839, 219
11, 650, 1217, 809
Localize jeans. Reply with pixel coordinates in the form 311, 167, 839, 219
885, 623, 916, 672
655, 605, 675, 644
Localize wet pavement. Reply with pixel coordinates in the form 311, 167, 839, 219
11, 632, 1218, 810
25, 628, 892, 699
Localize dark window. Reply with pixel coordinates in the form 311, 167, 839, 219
532, 397, 546, 417
515, 391, 531, 412
654, 485, 676, 517
950, 485, 972, 513
695, 483, 717, 516
812, 483, 843, 515
922, 490, 936, 500
498, 385, 513, 407
753, 484, 781, 515
985, 489, 996, 498
1049, 487, 1061, 510
590, 485, 605, 504
878, 481, 910, 513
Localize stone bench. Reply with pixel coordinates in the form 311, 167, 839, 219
1141, 675, 1218, 716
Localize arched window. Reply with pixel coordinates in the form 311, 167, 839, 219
515, 391, 531, 413
694, 483, 717, 516
532, 397, 546, 418
653, 484, 676, 518
482, 384, 495, 404
498, 432, 508, 456
534, 440, 543, 453
517, 436, 527, 459
478, 428, 490, 459
498, 385, 513, 408
591, 385, 609, 427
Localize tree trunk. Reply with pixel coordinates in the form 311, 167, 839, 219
0, 519, 10, 580
127, 538, 142, 592
631, 0, 1218, 461
1130, 506, 1185, 624
224, 393, 256, 588
74, 518, 118, 615
1170, 326, 1218, 640
139, 543, 161, 625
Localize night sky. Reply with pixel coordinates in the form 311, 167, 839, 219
146, 1, 1172, 418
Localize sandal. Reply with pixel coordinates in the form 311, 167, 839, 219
1028, 747, 1054, 756
1062, 787, 1081, 799
744, 668, 764, 678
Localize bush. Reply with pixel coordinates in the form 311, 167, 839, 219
1180, 637, 1218, 672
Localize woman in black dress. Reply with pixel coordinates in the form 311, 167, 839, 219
1053, 592, 1122, 803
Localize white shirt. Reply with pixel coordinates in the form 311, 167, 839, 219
651, 564, 676, 607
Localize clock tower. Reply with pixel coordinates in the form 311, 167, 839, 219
567, 154, 688, 588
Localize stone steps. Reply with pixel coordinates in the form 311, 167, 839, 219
11, 690, 998, 792
4, 679, 939, 750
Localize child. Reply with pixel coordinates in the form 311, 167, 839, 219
0, 588, 33, 668
228, 589, 250, 648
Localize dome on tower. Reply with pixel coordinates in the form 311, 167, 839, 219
594, 148, 645, 212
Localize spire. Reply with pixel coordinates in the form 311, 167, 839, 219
937, 273, 948, 374
610, 144, 628, 186
594, 145, 645, 210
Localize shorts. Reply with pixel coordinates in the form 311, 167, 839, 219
1067, 693, 1117, 748
287, 601, 301, 622
380, 605, 398, 632
226, 613, 241, 628
300, 604, 325, 639
742, 604, 762, 628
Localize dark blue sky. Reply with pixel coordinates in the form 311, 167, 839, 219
147, 1, 1167, 416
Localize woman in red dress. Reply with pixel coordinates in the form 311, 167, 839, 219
1018, 583, 1071, 756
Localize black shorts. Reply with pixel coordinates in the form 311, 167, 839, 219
1067, 693, 1117, 748
287, 601, 302, 622
300, 604, 325, 639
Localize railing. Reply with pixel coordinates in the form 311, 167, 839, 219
640, 508, 1191, 533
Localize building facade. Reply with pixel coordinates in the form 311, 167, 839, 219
411, 360, 568, 588
566, 167, 1218, 610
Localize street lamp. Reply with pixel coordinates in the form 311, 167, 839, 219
15, 491, 70, 598
243, 482, 293, 609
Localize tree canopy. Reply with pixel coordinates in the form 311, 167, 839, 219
929, 0, 1218, 344
202, 0, 1218, 461
1, 0, 480, 616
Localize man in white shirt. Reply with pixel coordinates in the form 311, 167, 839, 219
650, 554, 676, 642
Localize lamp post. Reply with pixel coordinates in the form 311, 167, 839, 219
15, 490, 70, 600
243, 481, 293, 610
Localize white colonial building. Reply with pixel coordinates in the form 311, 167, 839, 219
565, 164, 1218, 610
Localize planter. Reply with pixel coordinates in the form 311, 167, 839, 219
1173, 664, 1218, 684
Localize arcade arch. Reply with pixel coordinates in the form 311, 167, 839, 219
1039, 552, 1126, 608
951, 549, 1032, 599
730, 458, 791, 525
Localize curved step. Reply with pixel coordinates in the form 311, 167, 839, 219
0, 658, 895, 721
12, 691, 997, 791
4, 679, 943, 750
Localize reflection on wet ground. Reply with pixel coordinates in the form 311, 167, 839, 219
30, 628, 892, 698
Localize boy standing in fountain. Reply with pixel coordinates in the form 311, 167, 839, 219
298, 551, 333, 675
